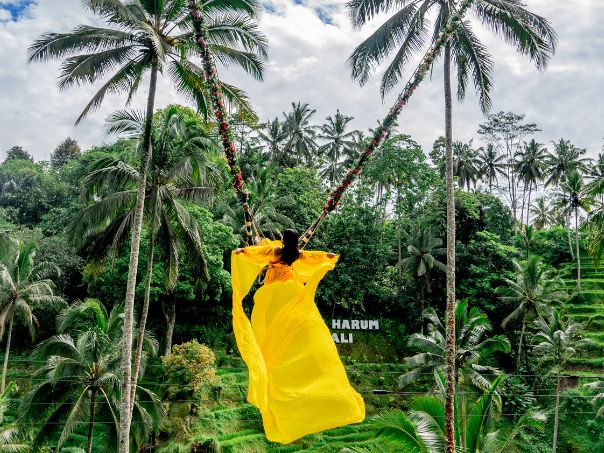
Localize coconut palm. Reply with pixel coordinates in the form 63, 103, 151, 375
29, 2, 267, 443
364, 374, 544, 453
545, 139, 589, 188
496, 256, 567, 370
68, 107, 219, 407
19, 300, 161, 453
318, 111, 361, 188
0, 381, 28, 451
258, 117, 287, 164
516, 139, 547, 225
219, 164, 295, 241
585, 381, 604, 418
478, 143, 506, 193
531, 196, 554, 230
400, 300, 510, 392
282, 102, 319, 166
560, 170, 590, 291
533, 309, 593, 453
452, 140, 481, 190
399, 226, 446, 326
0, 236, 64, 393
520, 224, 534, 259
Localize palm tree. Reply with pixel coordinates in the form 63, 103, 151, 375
318, 110, 361, 188
258, 117, 287, 164
496, 256, 567, 370
29, 3, 267, 445
219, 164, 295, 240
533, 309, 593, 453
520, 225, 534, 259
560, 170, 591, 292
478, 143, 506, 193
452, 140, 481, 190
347, 3, 556, 445
545, 139, 589, 188
516, 139, 547, 225
0, 237, 64, 393
400, 300, 510, 392
531, 196, 554, 230
19, 300, 161, 453
69, 107, 219, 366
282, 102, 318, 166
366, 375, 544, 453
399, 226, 446, 326
0, 381, 28, 451
586, 153, 604, 203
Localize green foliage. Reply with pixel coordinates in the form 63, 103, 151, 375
162, 340, 218, 399
528, 226, 574, 266
3, 146, 32, 162
50, 137, 81, 168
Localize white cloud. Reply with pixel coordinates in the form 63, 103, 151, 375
0, 0, 603, 162
0, 9, 11, 20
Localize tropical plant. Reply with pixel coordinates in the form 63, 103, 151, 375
347, 3, 556, 446
258, 117, 287, 164
545, 139, 589, 188
19, 299, 161, 453
533, 309, 593, 453
520, 224, 534, 259
282, 102, 318, 166
399, 226, 446, 325
496, 256, 567, 369
219, 164, 294, 240
516, 139, 547, 225
531, 196, 554, 230
318, 110, 361, 188
365, 374, 544, 453
452, 140, 481, 190
478, 143, 506, 193
400, 300, 510, 392
0, 235, 64, 393
69, 106, 219, 368
0, 381, 28, 451
29, 2, 267, 445
560, 170, 590, 291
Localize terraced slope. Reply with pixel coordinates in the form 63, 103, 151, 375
562, 254, 604, 372
161, 361, 407, 452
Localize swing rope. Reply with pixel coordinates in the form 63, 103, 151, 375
298, 0, 475, 249
187, 0, 475, 249
188, 0, 254, 246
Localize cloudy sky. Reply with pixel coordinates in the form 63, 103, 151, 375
0, 0, 602, 161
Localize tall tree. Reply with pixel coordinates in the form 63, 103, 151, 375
496, 256, 567, 370
452, 140, 481, 190
516, 139, 547, 225
560, 170, 590, 292
29, 2, 267, 447
318, 110, 360, 188
533, 309, 592, 453
531, 196, 554, 230
400, 300, 510, 391
478, 112, 541, 230
51, 138, 81, 168
282, 102, 318, 166
347, 2, 556, 447
0, 236, 64, 393
3, 146, 33, 163
545, 139, 589, 188
258, 117, 287, 164
478, 143, 506, 194
399, 225, 446, 326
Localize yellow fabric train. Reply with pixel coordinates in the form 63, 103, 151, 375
231, 240, 365, 443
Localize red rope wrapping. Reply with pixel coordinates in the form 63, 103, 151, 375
188, 0, 253, 246
299, 0, 475, 249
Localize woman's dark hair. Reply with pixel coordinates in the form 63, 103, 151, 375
280, 229, 300, 266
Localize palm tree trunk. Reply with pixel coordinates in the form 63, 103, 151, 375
87, 388, 98, 453
443, 41, 457, 453
130, 233, 156, 410
1, 316, 13, 394
162, 299, 176, 356
517, 317, 526, 370
118, 57, 158, 453
552, 368, 561, 453
576, 206, 581, 292
526, 184, 533, 226
566, 212, 575, 260
520, 182, 527, 227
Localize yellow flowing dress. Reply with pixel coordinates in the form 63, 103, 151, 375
231, 240, 365, 443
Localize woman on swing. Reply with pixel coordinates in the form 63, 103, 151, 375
232, 229, 365, 443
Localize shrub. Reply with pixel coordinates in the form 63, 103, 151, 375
162, 340, 218, 399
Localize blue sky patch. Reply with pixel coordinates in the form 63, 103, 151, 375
0, 0, 36, 21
